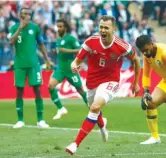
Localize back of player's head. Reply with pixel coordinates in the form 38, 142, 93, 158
136, 35, 152, 50
57, 18, 71, 33
100, 15, 116, 26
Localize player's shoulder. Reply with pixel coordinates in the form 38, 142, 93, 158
30, 22, 40, 29
156, 43, 166, 56
114, 35, 129, 44
114, 35, 130, 50
84, 34, 100, 43
10, 22, 19, 29
66, 33, 76, 39
156, 43, 166, 49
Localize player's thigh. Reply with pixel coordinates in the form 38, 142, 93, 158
86, 88, 96, 106
28, 66, 42, 86
51, 68, 65, 83
67, 73, 82, 88
151, 80, 166, 106
14, 68, 26, 87
48, 77, 59, 89
94, 81, 119, 105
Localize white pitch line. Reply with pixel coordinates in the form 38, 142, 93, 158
0, 123, 166, 137
28, 152, 166, 158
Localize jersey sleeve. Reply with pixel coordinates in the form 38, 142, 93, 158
77, 48, 89, 60
142, 56, 152, 88
36, 25, 44, 45
76, 39, 91, 60
116, 37, 135, 59
125, 47, 136, 60
71, 36, 81, 49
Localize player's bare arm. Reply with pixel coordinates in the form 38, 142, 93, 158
9, 13, 30, 44
142, 56, 152, 108
71, 57, 82, 73
131, 54, 141, 96
39, 43, 51, 69
58, 48, 80, 54
142, 56, 152, 91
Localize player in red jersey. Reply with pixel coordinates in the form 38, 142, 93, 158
66, 15, 140, 154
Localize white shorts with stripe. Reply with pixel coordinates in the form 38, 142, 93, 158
87, 81, 119, 106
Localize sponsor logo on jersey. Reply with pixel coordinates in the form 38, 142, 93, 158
100, 52, 105, 55
28, 29, 34, 34
156, 60, 161, 66
90, 50, 98, 54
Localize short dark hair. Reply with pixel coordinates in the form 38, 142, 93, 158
57, 18, 71, 33
135, 35, 152, 49
20, 7, 31, 12
100, 15, 116, 26
20, 7, 32, 15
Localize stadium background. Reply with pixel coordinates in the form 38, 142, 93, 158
0, 1, 166, 157
0, 0, 165, 99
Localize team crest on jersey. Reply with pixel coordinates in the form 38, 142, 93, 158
61, 40, 65, 45
110, 53, 118, 60
28, 30, 34, 34
156, 60, 161, 66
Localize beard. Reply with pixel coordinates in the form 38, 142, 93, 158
58, 31, 65, 37
145, 53, 152, 58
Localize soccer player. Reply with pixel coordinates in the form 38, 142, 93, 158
66, 15, 140, 154
48, 18, 88, 120
136, 35, 166, 144
8, 7, 51, 128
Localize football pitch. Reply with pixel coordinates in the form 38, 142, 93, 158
0, 98, 166, 158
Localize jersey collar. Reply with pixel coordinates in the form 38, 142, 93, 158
99, 35, 115, 49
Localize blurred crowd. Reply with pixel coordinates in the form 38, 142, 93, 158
0, 0, 166, 71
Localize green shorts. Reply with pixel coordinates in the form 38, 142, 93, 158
14, 66, 42, 87
52, 68, 82, 88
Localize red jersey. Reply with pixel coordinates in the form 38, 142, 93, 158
77, 35, 135, 89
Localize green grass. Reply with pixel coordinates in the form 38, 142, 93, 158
0, 98, 166, 158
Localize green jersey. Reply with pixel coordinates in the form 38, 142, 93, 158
9, 22, 42, 68
56, 33, 80, 70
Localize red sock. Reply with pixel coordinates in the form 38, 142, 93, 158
97, 111, 104, 128
75, 117, 97, 146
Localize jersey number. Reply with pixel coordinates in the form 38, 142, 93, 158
106, 82, 119, 93
72, 76, 78, 83
17, 36, 22, 43
99, 58, 105, 67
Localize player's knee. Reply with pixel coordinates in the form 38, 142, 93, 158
76, 87, 83, 93
146, 101, 157, 109
48, 83, 55, 90
16, 87, 24, 98
90, 104, 101, 113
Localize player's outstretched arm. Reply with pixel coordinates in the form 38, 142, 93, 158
9, 17, 30, 44
58, 48, 80, 54
71, 57, 83, 73
131, 55, 141, 96
9, 27, 22, 44
39, 43, 51, 69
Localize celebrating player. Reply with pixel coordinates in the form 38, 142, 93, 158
136, 35, 166, 144
48, 18, 88, 120
8, 7, 51, 128
66, 15, 140, 154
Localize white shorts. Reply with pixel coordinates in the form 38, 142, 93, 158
87, 81, 119, 106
